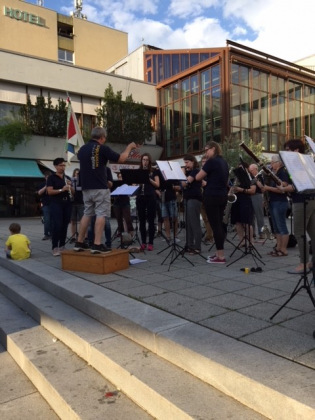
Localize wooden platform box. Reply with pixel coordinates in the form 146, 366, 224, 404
61, 249, 130, 274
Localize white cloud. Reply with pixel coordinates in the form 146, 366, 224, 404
43, 0, 315, 63
168, 0, 219, 19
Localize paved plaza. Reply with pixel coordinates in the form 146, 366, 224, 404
0, 216, 314, 368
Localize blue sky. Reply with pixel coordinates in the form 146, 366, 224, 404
25, 0, 315, 62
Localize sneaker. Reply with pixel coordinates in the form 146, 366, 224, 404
69, 237, 76, 244
207, 256, 226, 264
74, 241, 90, 252
140, 244, 147, 250
147, 244, 154, 251
42, 235, 51, 240
52, 248, 60, 257
90, 244, 112, 254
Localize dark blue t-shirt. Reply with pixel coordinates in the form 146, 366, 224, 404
202, 155, 229, 196
78, 140, 120, 190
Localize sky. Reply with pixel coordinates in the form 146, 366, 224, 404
25, 0, 315, 63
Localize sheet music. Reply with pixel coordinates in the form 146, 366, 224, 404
111, 184, 139, 196
305, 135, 315, 154
279, 151, 315, 193
156, 160, 186, 181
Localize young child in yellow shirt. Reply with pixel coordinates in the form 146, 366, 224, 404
5, 223, 31, 261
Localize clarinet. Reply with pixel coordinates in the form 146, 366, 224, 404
239, 142, 283, 186
64, 176, 72, 200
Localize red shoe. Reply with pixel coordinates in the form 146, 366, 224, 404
147, 244, 154, 251
140, 244, 147, 250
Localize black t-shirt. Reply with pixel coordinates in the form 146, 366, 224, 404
78, 139, 120, 190
202, 156, 229, 196
46, 173, 72, 202
158, 171, 178, 202
183, 168, 202, 201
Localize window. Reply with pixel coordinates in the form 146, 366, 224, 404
58, 49, 74, 64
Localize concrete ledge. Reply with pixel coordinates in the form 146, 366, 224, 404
1, 256, 315, 420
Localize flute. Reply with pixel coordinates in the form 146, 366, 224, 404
239, 142, 282, 186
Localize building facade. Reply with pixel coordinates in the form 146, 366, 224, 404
142, 42, 315, 158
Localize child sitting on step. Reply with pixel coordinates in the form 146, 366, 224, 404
5, 223, 31, 261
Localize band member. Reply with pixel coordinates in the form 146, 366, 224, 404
230, 163, 256, 246
195, 142, 229, 263
74, 126, 136, 254
182, 154, 202, 254
200, 154, 214, 244
46, 157, 74, 256
257, 154, 290, 257
283, 139, 315, 274
136, 153, 160, 251
248, 164, 265, 240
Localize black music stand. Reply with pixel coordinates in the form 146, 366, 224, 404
226, 166, 264, 268
269, 149, 315, 319
156, 161, 196, 269
120, 169, 149, 250
111, 183, 139, 250
270, 196, 315, 319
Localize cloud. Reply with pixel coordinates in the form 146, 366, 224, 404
168, 0, 219, 19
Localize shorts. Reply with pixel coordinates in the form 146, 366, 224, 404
83, 189, 111, 218
161, 199, 178, 219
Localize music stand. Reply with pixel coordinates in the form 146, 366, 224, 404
66, 177, 80, 244
270, 150, 315, 319
120, 169, 149, 250
156, 161, 196, 270
227, 167, 264, 268
111, 183, 139, 250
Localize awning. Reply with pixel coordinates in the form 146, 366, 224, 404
39, 160, 80, 177
0, 158, 43, 178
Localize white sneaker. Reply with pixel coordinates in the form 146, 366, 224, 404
52, 248, 60, 257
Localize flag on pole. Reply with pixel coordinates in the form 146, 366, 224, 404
66, 97, 84, 163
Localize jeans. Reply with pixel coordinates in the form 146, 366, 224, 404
269, 200, 289, 235
42, 205, 51, 236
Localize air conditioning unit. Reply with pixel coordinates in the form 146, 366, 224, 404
144, 132, 156, 145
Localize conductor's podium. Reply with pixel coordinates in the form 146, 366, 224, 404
61, 249, 130, 274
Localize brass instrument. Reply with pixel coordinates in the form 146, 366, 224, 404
239, 142, 283, 186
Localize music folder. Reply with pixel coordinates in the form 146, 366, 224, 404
279, 151, 315, 194
156, 160, 186, 181
111, 184, 139, 196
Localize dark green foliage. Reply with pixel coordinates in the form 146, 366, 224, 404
221, 135, 265, 171
96, 84, 152, 144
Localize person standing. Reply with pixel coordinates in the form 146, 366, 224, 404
195, 142, 229, 263
182, 154, 202, 254
258, 154, 290, 257
136, 153, 160, 251
74, 126, 136, 254
283, 139, 315, 274
200, 154, 214, 244
46, 158, 74, 256
37, 171, 52, 240
248, 163, 265, 240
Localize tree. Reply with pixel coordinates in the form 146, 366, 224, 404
221, 135, 265, 171
96, 84, 152, 144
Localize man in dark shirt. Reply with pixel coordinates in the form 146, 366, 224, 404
74, 126, 136, 254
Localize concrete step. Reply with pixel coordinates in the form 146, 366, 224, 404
0, 268, 265, 420
0, 292, 153, 420
1, 256, 315, 419
0, 343, 59, 420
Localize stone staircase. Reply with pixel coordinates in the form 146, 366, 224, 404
0, 256, 314, 419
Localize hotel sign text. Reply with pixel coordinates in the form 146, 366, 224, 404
3, 6, 45, 26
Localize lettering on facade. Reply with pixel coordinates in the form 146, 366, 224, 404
3, 7, 45, 27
